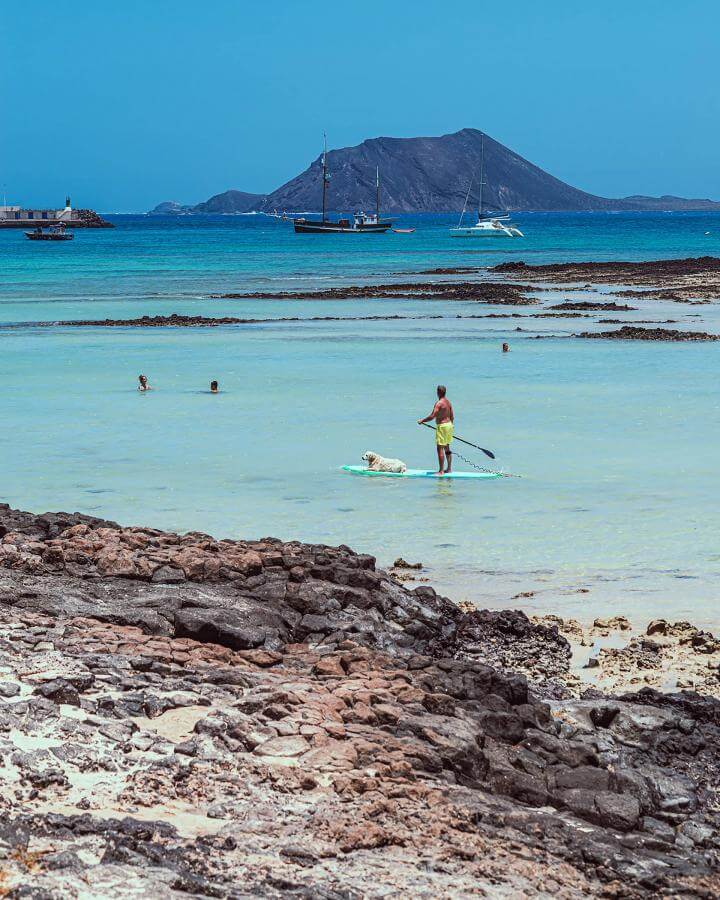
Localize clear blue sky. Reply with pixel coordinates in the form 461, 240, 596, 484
3, 1, 718, 211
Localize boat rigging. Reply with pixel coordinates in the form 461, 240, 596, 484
293, 136, 392, 234
450, 134, 524, 238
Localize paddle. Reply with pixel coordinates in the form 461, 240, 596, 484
419, 422, 495, 459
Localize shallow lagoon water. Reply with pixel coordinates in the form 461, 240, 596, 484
1, 213, 719, 627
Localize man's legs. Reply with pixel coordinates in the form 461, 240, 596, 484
436, 444, 445, 475
445, 445, 452, 473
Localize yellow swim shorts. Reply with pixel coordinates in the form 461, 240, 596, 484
435, 422, 454, 446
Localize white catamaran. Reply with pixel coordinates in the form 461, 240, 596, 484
450, 134, 524, 238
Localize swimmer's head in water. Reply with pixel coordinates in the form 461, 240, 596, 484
138, 374, 147, 386
210, 380, 218, 392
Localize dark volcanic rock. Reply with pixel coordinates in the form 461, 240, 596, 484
489, 258, 720, 303
35, 679, 81, 706
174, 608, 267, 650
52, 312, 450, 328
73, 209, 114, 228
549, 300, 636, 311
0, 504, 719, 896
577, 325, 719, 341
446, 608, 572, 683
0, 504, 119, 540
493, 256, 720, 280
216, 280, 536, 304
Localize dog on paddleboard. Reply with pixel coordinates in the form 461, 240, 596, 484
362, 451, 407, 474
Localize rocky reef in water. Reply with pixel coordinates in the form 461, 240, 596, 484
577, 326, 719, 341
493, 256, 720, 280
215, 281, 537, 304
0, 503, 719, 896
49, 313, 445, 328
492, 256, 720, 303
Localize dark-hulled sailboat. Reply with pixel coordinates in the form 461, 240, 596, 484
293, 136, 391, 234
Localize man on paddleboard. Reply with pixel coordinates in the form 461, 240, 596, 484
418, 385, 454, 475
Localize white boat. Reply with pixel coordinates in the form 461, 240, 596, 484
450, 134, 524, 238
451, 215, 523, 238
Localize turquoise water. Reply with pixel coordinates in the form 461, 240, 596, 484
1, 213, 719, 627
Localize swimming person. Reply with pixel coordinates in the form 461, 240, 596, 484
138, 374, 151, 392
418, 385, 454, 475
210, 380, 219, 393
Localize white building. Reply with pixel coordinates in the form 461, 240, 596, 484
0, 198, 77, 225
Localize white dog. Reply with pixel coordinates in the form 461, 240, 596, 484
362, 450, 407, 474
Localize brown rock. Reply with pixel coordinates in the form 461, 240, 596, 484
95, 547, 138, 578
202, 557, 222, 580
313, 656, 346, 678
42, 546, 65, 567
173, 548, 207, 580
338, 822, 391, 853
254, 735, 310, 758
64, 524, 91, 537
224, 550, 263, 575
302, 739, 359, 771
238, 649, 283, 667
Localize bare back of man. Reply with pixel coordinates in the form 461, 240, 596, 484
434, 396, 453, 425
418, 385, 455, 475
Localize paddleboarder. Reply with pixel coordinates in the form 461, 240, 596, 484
418, 385, 454, 475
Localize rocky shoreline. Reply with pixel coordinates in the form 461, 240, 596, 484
1, 503, 719, 896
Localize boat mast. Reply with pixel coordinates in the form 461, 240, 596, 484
375, 167, 380, 220
478, 133, 485, 221
322, 132, 329, 223
457, 177, 472, 229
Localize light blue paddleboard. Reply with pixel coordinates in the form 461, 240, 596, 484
341, 465, 501, 480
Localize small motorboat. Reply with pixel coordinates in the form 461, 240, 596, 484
25, 224, 74, 241
392, 228, 415, 234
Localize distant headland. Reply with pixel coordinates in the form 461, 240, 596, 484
148, 127, 720, 215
